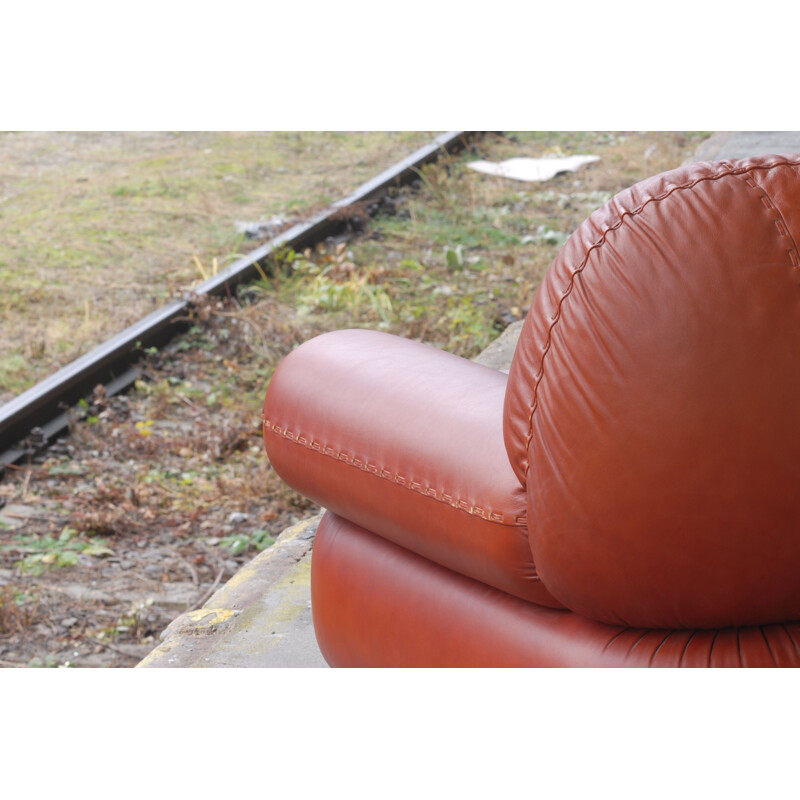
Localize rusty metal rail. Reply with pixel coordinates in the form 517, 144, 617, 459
0, 131, 480, 469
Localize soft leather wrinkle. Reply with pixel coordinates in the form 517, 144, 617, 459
263, 328, 562, 608
313, 513, 800, 667
504, 154, 800, 629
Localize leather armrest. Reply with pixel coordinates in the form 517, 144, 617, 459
262, 328, 561, 607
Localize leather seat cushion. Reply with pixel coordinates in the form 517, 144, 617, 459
313, 513, 800, 667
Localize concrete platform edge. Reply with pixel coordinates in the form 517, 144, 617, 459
137, 513, 324, 667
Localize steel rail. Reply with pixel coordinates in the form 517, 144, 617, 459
0, 131, 481, 468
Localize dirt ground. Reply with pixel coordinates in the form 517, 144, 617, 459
0, 294, 318, 667
0, 131, 711, 667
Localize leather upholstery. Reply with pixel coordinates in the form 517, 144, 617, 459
505, 155, 800, 629
263, 329, 561, 606
313, 513, 800, 667
263, 154, 800, 666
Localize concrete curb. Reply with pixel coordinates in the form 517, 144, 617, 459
137, 513, 325, 667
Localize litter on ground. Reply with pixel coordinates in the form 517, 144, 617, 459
466, 155, 601, 182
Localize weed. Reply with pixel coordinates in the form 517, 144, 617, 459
2, 526, 113, 576
211, 529, 276, 556
97, 598, 156, 643
444, 245, 465, 270
26, 656, 74, 668
47, 461, 83, 478
0, 586, 41, 634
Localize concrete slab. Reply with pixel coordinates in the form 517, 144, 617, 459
691, 131, 800, 162
138, 514, 326, 667
472, 320, 524, 372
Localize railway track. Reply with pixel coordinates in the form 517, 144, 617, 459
0, 131, 480, 471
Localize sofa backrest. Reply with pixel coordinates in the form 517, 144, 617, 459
503, 154, 800, 629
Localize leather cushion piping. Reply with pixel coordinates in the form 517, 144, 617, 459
263, 416, 528, 527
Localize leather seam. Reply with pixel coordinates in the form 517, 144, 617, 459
263, 416, 529, 528
730, 164, 800, 270
522, 158, 800, 477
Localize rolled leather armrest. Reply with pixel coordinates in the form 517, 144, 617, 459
262, 328, 561, 608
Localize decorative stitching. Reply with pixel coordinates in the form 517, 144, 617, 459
263, 417, 528, 527
522, 158, 800, 477
738, 168, 800, 274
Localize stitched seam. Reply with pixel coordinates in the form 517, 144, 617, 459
737, 168, 800, 270
522, 158, 800, 476
263, 417, 528, 527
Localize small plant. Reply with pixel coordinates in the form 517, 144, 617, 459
0, 586, 41, 634
27, 656, 75, 668
521, 225, 569, 248
444, 245, 465, 270
297, 272, 394, 323
98, 598, 155, 643
2, 526, 114, 576
135, 420, 155, 437
212, 529, 276, 556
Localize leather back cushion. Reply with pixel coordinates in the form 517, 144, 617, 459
504, 155, 800, 629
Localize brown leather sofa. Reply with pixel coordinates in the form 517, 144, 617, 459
262, 154, 800, 666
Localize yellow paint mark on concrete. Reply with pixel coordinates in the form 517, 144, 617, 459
274, 556, 311, 591
184, 608, 238, 627
264, 559, 312, 647
138, 513, 321, 666
209, 557, 314, 655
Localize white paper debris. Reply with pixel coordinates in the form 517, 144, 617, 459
466, 155, 601, 183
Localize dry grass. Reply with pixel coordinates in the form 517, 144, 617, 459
0, 131, 437, 401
